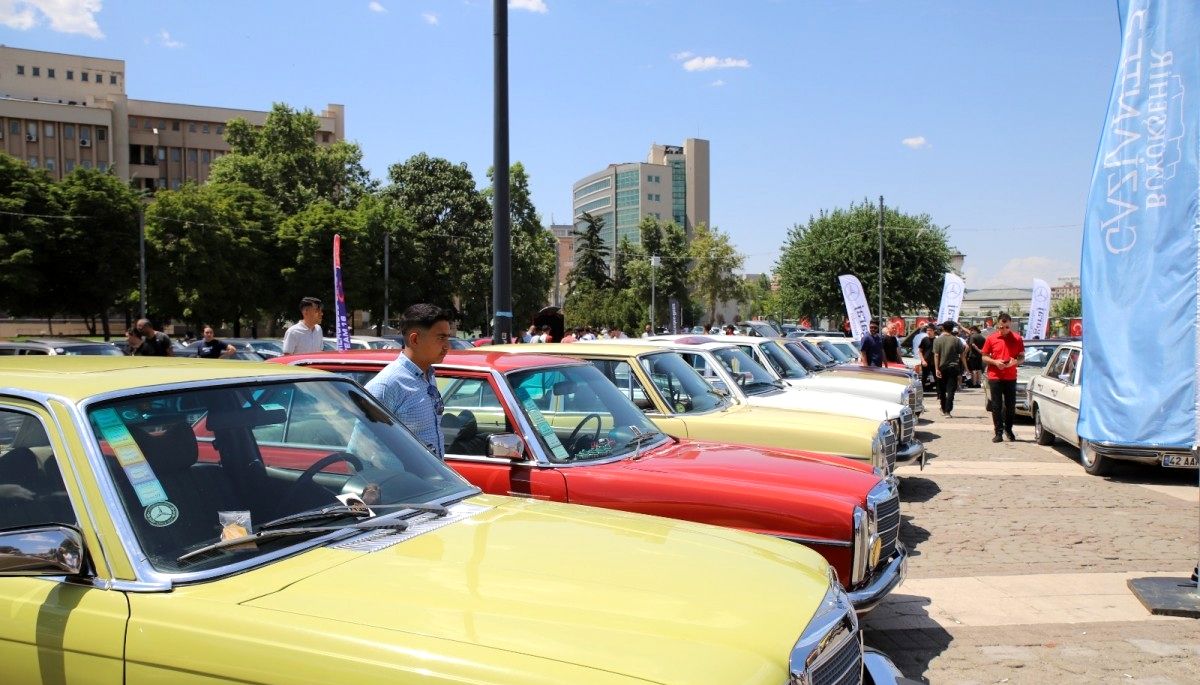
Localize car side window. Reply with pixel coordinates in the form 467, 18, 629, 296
436, 376, 509, 457
590, 360, 654, 411
0, 408, 78, 530
1045, 348, 1070, 381
1064, 349, 1082, 385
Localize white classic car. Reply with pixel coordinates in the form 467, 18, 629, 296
633, 339, 925, 469
1028, 340, 1197, 475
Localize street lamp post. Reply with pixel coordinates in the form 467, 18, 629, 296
138, 204, 146, 319
877, 195, 884, 326
650, 255, 661, 333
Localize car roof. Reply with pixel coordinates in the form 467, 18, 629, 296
489, 342, 663, 358
0, 356, 325, 403
272, 348, 586, 373
3, 337, 103, 347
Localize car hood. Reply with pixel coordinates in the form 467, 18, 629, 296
779, 375, 904, 404
239, 495, 826, 683
1017, 366, 1039, 384
746, 386, 902, 420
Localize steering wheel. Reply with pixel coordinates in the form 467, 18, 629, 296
566, 413, 603, 453
281, 451, 365, 512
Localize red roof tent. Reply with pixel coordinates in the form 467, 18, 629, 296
270, 348, 585, 374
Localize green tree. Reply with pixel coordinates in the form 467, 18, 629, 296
567, 212, 611, 294
0, 153, 60, 320
740, 276, 780, 322
1051, 295, 1082, 319
51, 168, 142, 338
688, 223, 745, 326
485, 162, 556, 331
776, 200, 951, 321
146, 182, 282, 334
210, 103, 374, 215
383, 154, 491, 319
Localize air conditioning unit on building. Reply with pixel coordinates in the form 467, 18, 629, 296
79, 139, 92, 148
25, 133, 37, 142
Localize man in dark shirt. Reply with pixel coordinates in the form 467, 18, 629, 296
136, 319, 175, 356
967, 325, 986, 388
858, 321, 884, 367
197, 326, 236, 359
917, 324, 936, 389
881, 322, 902, 364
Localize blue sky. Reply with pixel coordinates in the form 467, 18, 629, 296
2, 0, 1119, 290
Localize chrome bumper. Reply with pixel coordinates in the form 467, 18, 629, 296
863, 647, 920, 685
895, 440, 924, 466
847, 542, 908, 614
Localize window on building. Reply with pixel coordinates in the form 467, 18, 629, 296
16, 65, 24, 75
202, 150, 211, 163
44, 123, 54, 138
81, 72, 89, 82
45, 158, 55, 171
66, 70, 73, 80
129, 116, 137, 128
109, 74, 117, 85
98, 161, 107, 172
171, 148, 181, 162
26, 122, 36, 136
157, 121, 165, 130
157, 147, 166, 161
81, 160, 92, 169
9, 120, 20, 134
65, 160, 75, 172
47, 68, 55, 78
143, 119, 151, 129
64, 124, 75, 140
187, 149, 197, 162
157, 178, 167, 189
79, 126, 90, 141
188, 122, 196, 133
97, 127, 107, 141
202, 124, 209, 134
322, 132, 330, 143
216, 124, 224, 134
171, 179, 181, 190
32, 67, 39, 77
28, 156, 38, 168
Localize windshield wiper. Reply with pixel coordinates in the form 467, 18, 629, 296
259, 503, 372, 530
176, 516, 418, 565
622, 427, 665, 460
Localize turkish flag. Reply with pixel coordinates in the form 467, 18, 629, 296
915, 316, 930, 330
888, 316, 906, 336
1069, 318, 1083, 337
800, 317, 812, 328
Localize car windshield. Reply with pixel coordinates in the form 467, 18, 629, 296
710, 347, 779, 395
507, 364, 667, 464
62, 344, 125, 356
637, 351, 728, 414
783, 341, 824, 370
85, 378, 471, 574
1022, 343, 1060, 367
826, 341, 860, 361
758, 341, 810, 379
804, 340, 838, 365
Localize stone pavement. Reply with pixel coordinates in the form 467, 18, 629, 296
860, 385, 1200, 683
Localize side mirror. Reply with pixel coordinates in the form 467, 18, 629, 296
0, 525, 85, 576
487, 433, 526, 461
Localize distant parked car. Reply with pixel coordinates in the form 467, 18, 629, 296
1014, 337, 1078, 417
1027, 340, 1197, 475
0, 337, 125, 356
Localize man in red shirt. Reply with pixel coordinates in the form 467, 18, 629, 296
981, 312, 1025, 443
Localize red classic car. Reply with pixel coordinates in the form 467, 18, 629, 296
271, 349, 908, 613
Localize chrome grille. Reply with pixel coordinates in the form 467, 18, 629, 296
875, 494, 901, 561
906, 388, 918, 414
899, 408, 915, 444
881, 429, 897, 475
810, 625, 863, 685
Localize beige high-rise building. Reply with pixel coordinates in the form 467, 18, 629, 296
571, 138, 710, 272
0, 45, 343, 190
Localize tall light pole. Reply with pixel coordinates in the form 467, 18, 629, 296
138, 202, 146, 319
382, 232, 390, 335
491, 0, 512, 344
650, 255, 661, 332
877, 195, 884, 326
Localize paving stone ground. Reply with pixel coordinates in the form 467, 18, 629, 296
860, 385, 1200, 684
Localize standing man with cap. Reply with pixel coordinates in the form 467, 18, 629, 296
981, 312, 1025, 442
282, 297, 325, 355
365, 304, 453, 459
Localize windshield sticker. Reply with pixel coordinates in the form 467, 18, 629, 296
93, 407, 169, 506
144, 501, 179, 527
514, 391, 571, 460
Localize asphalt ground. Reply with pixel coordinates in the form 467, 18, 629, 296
860, 384, 1200, 684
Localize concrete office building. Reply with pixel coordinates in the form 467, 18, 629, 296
548, 224, 575, 307
571, 138, 709, 272
0, 45, 343, 190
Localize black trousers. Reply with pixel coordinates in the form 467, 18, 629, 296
937, 371, 958, 414
990, 379, 1017, 434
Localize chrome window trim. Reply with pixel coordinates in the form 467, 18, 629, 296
776, 534, 853, 549
65, 374, 478, 588
632, 351, 731, 417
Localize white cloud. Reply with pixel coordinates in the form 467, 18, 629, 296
158, 29, 184, 49
0, 0, 103, 38
979, 256, 1077, 289
710, 79, 726, 87
901, 136, 929, 150
422, 11, 438, 24
368, 1, 387, 12
680, 55, 750, 72
508, 0, 547, 13
670, 50, 694, 61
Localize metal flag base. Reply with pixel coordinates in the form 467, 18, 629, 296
1127, 569, 1200, 619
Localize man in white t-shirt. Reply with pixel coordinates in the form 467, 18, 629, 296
281, 296, 325, 354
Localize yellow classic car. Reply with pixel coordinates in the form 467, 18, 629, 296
487, 344, 900, 475
0, 357, 906, 684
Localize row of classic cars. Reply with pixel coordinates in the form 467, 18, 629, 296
0, 342, 921, 683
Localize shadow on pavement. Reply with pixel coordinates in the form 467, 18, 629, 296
898, 476, 941, 504
861, 594, 953, 684
899, 515, 930, 556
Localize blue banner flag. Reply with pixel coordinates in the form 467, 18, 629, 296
1079, 0, 1200, 448
333, 234, 351, 352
